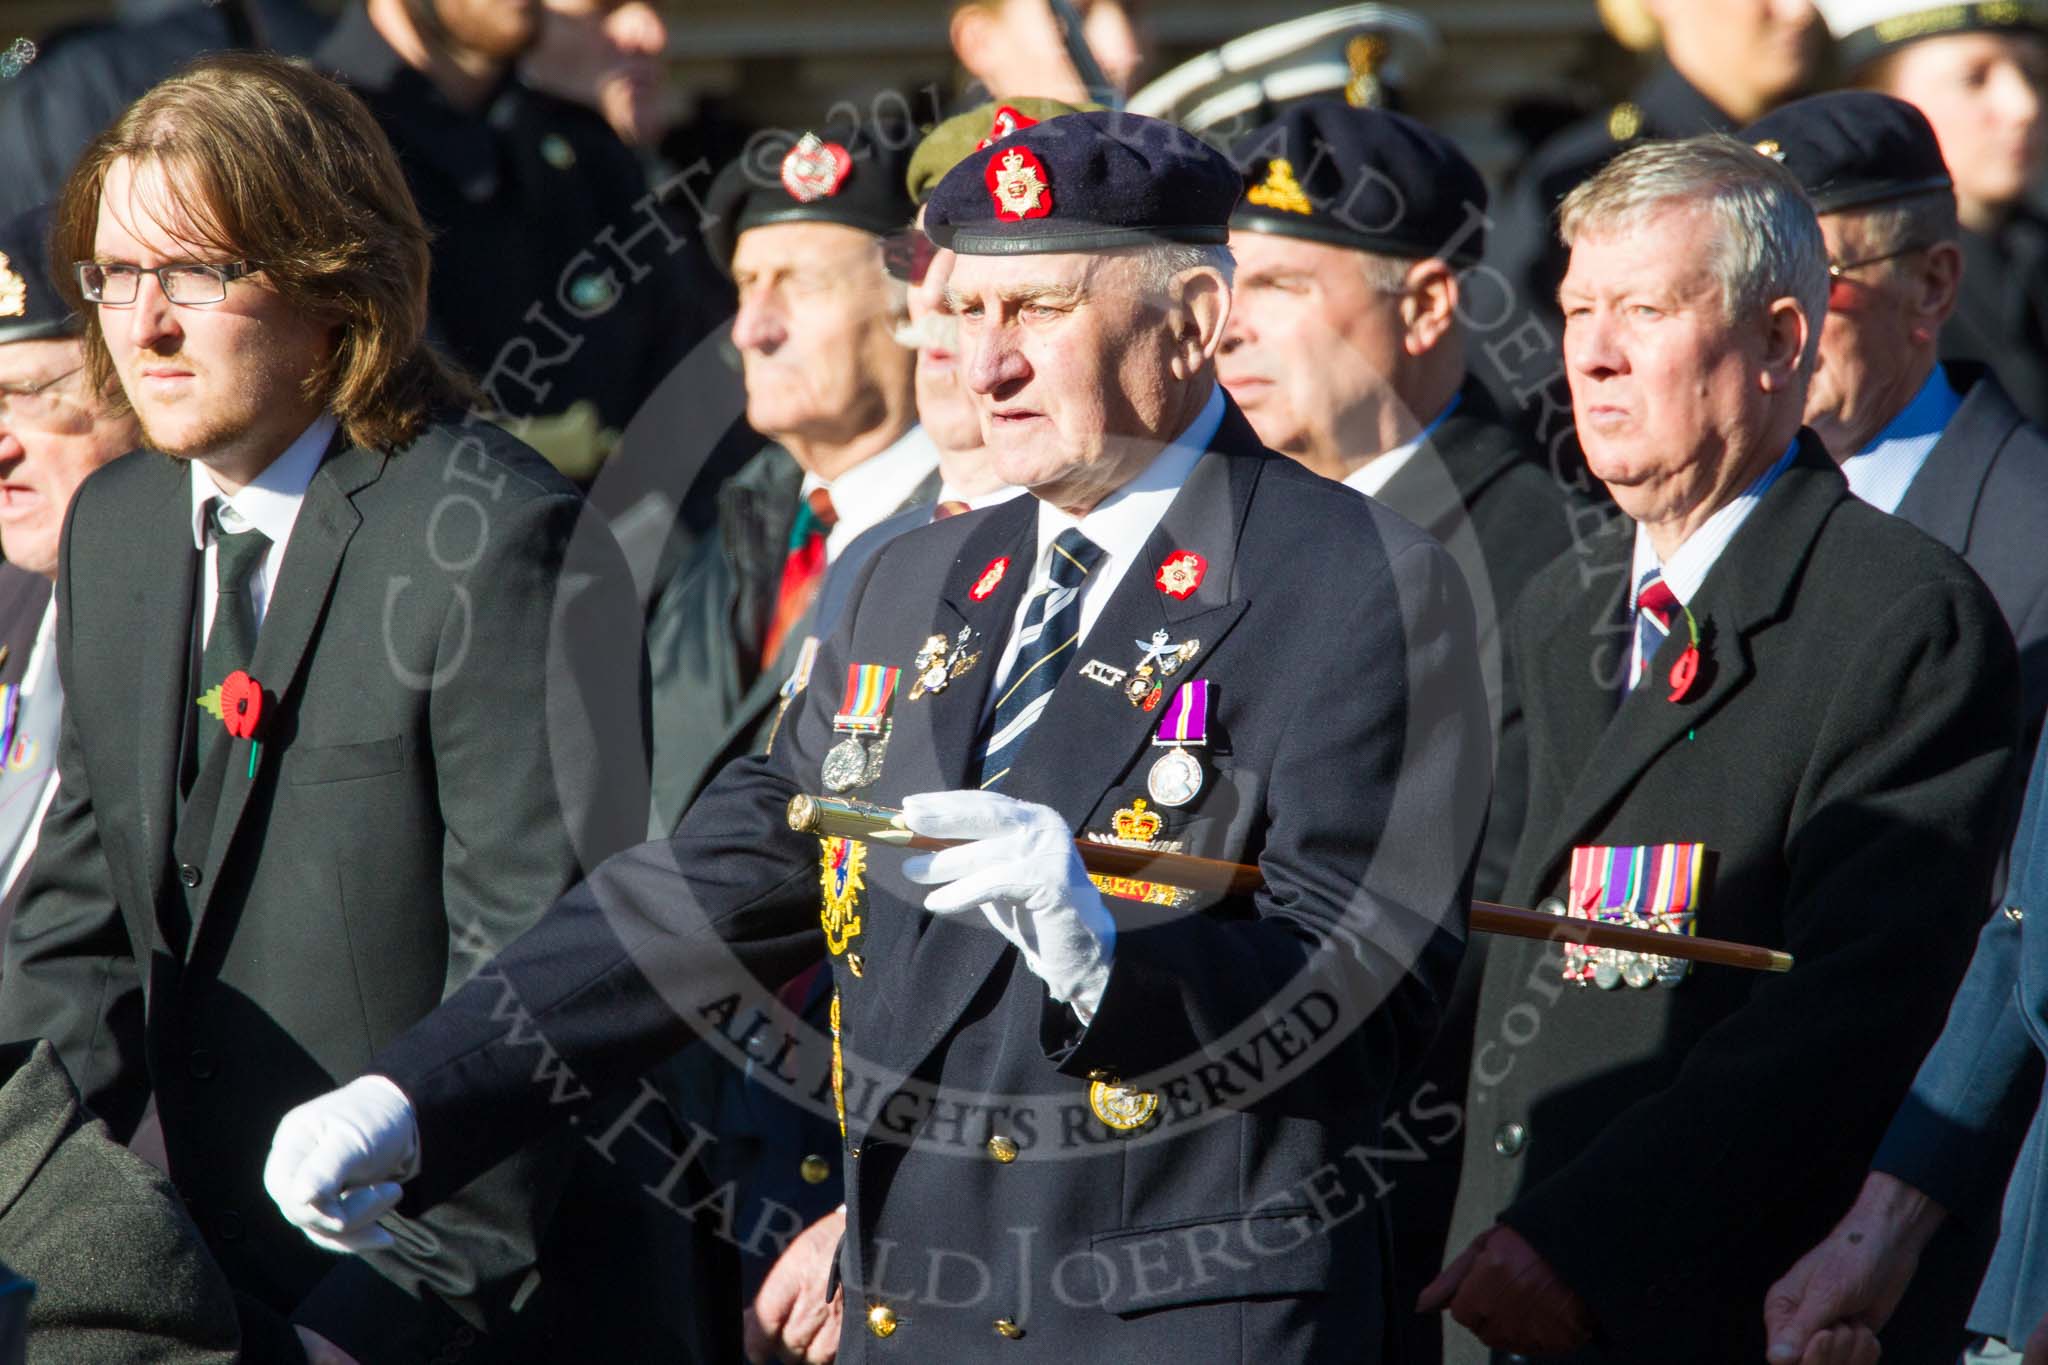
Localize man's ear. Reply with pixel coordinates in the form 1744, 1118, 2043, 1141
1915, 240, 1963, 333
950, 5, 997, 79
1400, 260, 1459, 356
1757, 296, 1810, 394
1169, 269, 1230, 380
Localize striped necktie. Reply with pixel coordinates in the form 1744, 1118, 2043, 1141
1631, 568, 1678, 691
976, 529, 1103, 790
762, 487, 837, 668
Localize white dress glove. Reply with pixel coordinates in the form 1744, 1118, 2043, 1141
263, 1075, 421, 1254
901, 790, 1116, 1021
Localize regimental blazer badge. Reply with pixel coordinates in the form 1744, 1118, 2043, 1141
819, 835, 865, 955
1085, 799, 1189, 907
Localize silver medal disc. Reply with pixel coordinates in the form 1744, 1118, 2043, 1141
1622, 955, 1657, 989
821, 737, 869, 793
1593, 953, 1623, 990
1146, 747, 1204, 808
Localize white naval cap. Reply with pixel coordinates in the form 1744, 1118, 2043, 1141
1125, 4, 1439, 139
1815, 0, 2048, 70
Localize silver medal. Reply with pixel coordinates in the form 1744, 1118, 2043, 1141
1622, 955, 1657, 989
821, 737, 869, 793
1146, 746, 1204, 807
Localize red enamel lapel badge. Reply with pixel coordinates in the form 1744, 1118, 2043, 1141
987, 146, 1053, 221
970, 556, 1010, 602
1155, 551, 1206, 600
781, 133, 853, 203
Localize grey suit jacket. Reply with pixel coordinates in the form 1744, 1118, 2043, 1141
1897, 365, 2048, 736
0, 1038, 238, 1365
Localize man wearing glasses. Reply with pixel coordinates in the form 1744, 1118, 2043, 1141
0, 52, 665, 1365
0, 205, 140, 930
1745, 91, 2048, 741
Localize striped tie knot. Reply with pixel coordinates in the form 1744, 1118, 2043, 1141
1630, 568, 1679, 692
975, 528, 1103, 789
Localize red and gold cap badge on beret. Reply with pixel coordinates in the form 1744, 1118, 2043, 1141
978, 105, 1041, 152
781, 132, 853, 203
987, 146, 1054, 221
0, 253, 23, 319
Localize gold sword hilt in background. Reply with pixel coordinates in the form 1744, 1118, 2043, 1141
785, 794, 1793, 974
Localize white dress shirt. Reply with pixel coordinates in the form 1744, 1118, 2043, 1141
1627, 440, 1800, 687
798, 424, 941, 563
187, 414, 337, 643
986, 384, 1225, 708
1840, 367, 1960, 515
1343, 393, 1461, 498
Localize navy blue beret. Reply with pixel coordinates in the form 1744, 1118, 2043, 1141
0, 206, 74, 347
1742, 92, 1951, 217
704, 117, 916, 271
922, 110, 1242, 255
1229, 98, 1488, 267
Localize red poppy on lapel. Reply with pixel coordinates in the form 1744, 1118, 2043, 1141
1667, 646, 1701, 703
970, 557, 1009, 602
220, 670, 265, 740
1155, 551, 1205, 599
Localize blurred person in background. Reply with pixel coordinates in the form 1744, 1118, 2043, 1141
949, 0, 1144, 104
522, 0, 677, 150
1821, 0, 2048, 428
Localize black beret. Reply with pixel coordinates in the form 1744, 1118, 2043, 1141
922, 110, 1242, 255
703, 117, 917, 271
1819, 0, 2048, 72
1227, 99, 1487, 267
0, 206, 75, 347
1742, 92, 1952, 216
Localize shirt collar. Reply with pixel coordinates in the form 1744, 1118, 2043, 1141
189, 413, 338, 550
1631, 438, 1800, 608
1033, 384, 1224, 569
1343, 392, 1461, 498
1840, 367, 1961, 513
940, 481, 1026, 512
799, 424, 941, 539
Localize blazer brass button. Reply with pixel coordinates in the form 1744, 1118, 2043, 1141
1493, 1121, 1528, 1157
986, 1135, 1018, 1163
800, 1154, 831, 1184
178, 863, 202, 888
847, 953, 865, 977
2006, 905, 2026, 922
866, 1304, 899, 1338
993, 1317, 1024, 1339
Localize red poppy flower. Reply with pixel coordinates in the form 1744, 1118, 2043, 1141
221, 670, 264, 740
1667, 646, 1700, 703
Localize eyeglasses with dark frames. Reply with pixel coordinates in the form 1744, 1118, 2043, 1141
74, 261, 257, 307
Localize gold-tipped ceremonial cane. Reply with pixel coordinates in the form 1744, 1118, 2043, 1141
787, 794, 1795, 975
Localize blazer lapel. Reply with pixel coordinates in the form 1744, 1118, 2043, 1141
139, 460, 202, 917
896, 427, 1263, 1080
1534, 440, 1845, 879
1894, 365, 2012, 557
191, 438, 383, 939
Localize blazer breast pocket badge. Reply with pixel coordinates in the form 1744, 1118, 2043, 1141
1553, 842, 1710, 989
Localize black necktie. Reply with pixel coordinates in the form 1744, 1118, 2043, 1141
198, 499, 270, 768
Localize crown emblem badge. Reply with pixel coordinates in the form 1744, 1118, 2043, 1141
987, 146, 1054, 221
1111, 799, 1165, 843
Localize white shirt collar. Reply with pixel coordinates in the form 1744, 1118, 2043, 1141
188, 413, 338, 551
940, 481, 1026, 512
1344, 393, 1461, 498
1630, 439, 1800, 609
1031, 384, 1225, 572
798, 424, 941, 561
1841, 367, 1960, 515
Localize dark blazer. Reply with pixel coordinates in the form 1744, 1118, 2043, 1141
373, 398, 1495, 1361
1875, 726, 2048, 1348
0, 422, 653, 1363
1897, 365, 2048, 735
0, 567, 53, 931
644, 441, 939, 832
1369, 382, 1590, 1362
1444, 437, 2024, 1364
0, 1038, 239, 1364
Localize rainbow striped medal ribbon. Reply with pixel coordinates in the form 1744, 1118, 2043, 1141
822, 663, 899, 793
1146, 680, 1211, 808
1562, 842, 1708, 989
0, 684, 20, 774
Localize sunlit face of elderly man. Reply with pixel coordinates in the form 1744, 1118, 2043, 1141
944, 244, 1231, 513
1556, 137, 1828, 559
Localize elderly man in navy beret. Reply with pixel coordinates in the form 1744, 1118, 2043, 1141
261, 108, 1492, 1361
